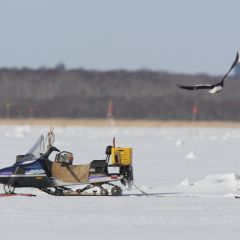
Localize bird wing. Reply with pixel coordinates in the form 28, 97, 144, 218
177, 84, 213, 90
217, 52, 239, 86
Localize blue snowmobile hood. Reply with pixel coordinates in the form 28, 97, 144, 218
0, 160, 45, 176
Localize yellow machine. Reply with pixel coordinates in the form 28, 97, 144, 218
111, 147, 132, 166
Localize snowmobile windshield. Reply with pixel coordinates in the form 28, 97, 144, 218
27, 135, 45, 158
16, 135, 45, 163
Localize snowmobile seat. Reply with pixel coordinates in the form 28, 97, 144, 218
51, 162, 90, 183
90, 160, 107, 174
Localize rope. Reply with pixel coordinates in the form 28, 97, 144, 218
133, 182, 151, 196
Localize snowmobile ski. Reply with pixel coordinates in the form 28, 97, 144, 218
0, 193, 36, 197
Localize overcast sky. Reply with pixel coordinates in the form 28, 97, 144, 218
0, 0, 239, 74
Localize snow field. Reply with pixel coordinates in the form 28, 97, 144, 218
1, 125, 240, 239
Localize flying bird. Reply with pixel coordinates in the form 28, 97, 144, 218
177, 52, 239, 94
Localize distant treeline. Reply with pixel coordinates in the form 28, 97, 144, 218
0, 68, 239, 121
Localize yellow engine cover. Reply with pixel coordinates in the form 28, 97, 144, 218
111, 147, 132, 166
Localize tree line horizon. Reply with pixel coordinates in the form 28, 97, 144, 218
0, 67, 239, 121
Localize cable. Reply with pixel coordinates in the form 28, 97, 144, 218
133, 182, 150, 196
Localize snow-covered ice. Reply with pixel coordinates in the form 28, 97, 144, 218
1, 125, 240, 239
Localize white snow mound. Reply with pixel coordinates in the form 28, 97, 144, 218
178, 173, 240, 195
178, 178, 190, 186
175, 139, 183, 146
185, 151, 197, 159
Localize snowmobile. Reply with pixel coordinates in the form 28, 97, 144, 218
0, 135, 134, 196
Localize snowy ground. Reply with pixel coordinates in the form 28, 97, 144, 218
1, 125, 240, 239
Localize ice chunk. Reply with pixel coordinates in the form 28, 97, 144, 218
185, 151, 197, 159
175, 139, 183, 147
178, 178, 190, 186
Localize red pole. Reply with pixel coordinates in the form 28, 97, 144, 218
192, 104, 198, 121
107, 99, 113, 118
